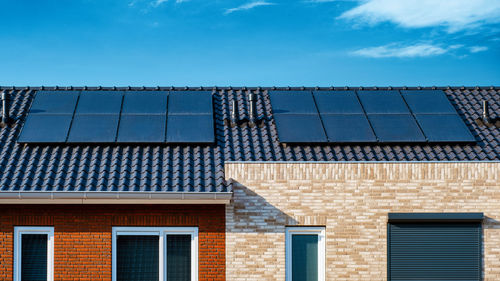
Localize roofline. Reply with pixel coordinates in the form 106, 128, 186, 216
0, 192, 232, 205
225, 161, 500, 164
0, 86, 499, 91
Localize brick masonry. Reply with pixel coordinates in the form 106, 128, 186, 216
0, 204, 225, 281
225, 162, 500, 281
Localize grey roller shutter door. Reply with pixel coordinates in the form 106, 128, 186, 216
388, 222, 481, 281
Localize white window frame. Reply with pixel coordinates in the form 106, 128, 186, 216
14, 226, 54, 281
112, 227, 198, 281
285, 226, 325, 281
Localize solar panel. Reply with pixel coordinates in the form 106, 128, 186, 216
67, 115, 119, 142
368, 114, 426, 142
415, 114, 475, 142
29, 91, 79, 115
401, 90, 457, 114
166, 115, 214, 143
121, 91, 168, 114
18, 115, 72, 143
321, 114, 376, 142
269, 91, 317, 114
357, 90, 410, 114
273, 114, 327, 143
117, 115, 166, 143
75, 91, 123, 114
168, 91, 213, 114
313, 91, 364, 114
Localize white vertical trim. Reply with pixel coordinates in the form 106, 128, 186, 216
112, 227, 199, 281
285, 226, 326, 281
14, 226, 54, 281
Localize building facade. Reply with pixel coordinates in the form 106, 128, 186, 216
0, 86, 498, 280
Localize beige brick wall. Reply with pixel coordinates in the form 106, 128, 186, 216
225, 162, 500, 281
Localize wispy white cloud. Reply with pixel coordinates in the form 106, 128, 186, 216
469, 46, 488, 53
351, 43, 461, 58
225, 1, 275, 15
338, 0, 500, 33
151, 0, 187, 7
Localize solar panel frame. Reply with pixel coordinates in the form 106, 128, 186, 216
168, 91, 213, 115
321, 114, 377, 143
67, 114, 120, 143
18, 114, 73, 143
117, 115, 167, 143
166, 114, 215, 143
401, 90, 458, 114
29, 91, 79, 115
313, 91, 364, 114
368, 114, 426, 142
75, 91, 124, 114
121, 91, 168, 115
269, 91, 318, 114
357, 90, 410, 114
273, 114, 328, 143
415, 114, 475, 142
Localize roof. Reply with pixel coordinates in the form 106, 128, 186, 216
0, 86, 498, 195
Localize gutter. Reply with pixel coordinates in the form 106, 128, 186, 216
0, 191, 232, 205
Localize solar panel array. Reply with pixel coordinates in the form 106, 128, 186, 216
18, 91, 215, 144
270, 90, 475, 144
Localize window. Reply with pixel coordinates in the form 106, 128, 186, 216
112, 227, 198, 281
14, 226, 54, 281
286, 227, 325, 281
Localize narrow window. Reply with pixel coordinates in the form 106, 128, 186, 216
286, 227, 325, 281
14, 227, 54, 281
112, 227, 198, 281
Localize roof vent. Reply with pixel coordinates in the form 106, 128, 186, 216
476, 100, 500, 128
1, 91, 11, 127
482, 100, 490, 124
248, 92, 257, 125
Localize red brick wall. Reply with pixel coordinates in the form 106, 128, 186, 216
0, 204, 225, 281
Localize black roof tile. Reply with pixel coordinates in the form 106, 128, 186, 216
0, 86, 498, 193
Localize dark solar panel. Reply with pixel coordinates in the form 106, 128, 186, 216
273, 114, 327, 143
415, 114, 475, 142
321, 114, 376, 142
121, 91, 168, 114
18, 114, 72, 143
168, 91, 213, 114
313, 91, 364, 114
29, 91, 79, 115
269, 91, 317, 114
67, 115, 119, 142
75, 91, 123, 114
117, 115, 166, 143
401, 90, 457, 114
368, 114, 426, 142
357, 90, 410, 114
166, 115, 214, 143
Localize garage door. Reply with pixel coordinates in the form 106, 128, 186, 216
388, 213, 482, 281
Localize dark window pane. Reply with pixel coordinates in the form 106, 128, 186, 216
21, 234, 47, 281
292, 234, 318, 281
167, 235, 191, 281
357, 90, 410, 114
117, 235, 159, 281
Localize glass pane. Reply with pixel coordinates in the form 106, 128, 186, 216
117, 235, 159, 281
292, 234, 318, 281
21, 234, 47, 281
167, 235, 191, 281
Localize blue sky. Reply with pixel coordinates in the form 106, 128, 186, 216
0, 0, 499, 86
